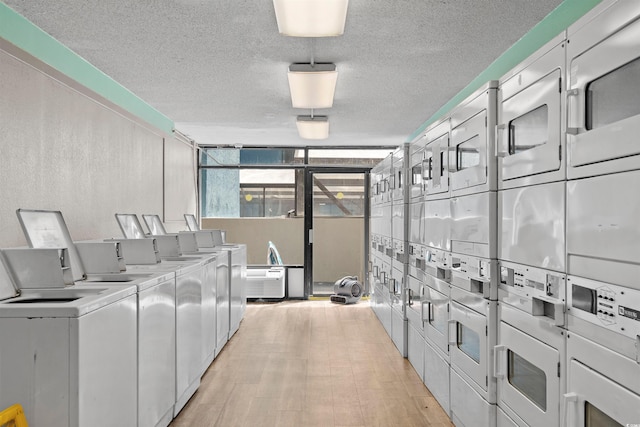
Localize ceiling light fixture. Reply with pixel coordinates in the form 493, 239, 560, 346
297, 115, 329, 140
273, 0, 349, 37
288, 63, 338, 109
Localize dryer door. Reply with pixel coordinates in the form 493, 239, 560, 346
423, 276, 450, 357
495, 322, 561, 427
450, 110, 489, 194
563, 360, 638, 427
567, 9, 640, 179
499, 71, 561, 182
424, 131, 450, 198
449, 300, 488, 394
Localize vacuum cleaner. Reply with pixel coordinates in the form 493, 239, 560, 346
330, 276, 363, 304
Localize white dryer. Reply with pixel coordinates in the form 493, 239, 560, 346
564, 275, 640, 426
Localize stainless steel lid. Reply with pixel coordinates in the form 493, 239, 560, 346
0, 253, 19, 302
16, 209, 85, 282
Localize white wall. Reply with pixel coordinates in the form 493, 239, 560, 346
0, 41, 196, 245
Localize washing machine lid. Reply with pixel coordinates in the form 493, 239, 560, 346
16, 209, 86, 282
115, 213, 147, 239
0, 254, 20, 302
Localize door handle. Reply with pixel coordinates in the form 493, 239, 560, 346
561, 392, 578, 427
448, 320, 457, 345
567, 88, 583, 135
447, 147, 458, 173
493, 345, 507, 379
495, 124, 509, 157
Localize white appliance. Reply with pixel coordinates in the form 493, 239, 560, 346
497, 33, 566, 189
498, 181, 565, 273
448, 287, 498, 427
449, 81, 498, 197
406, 274, 425, 381
563, 275, 640, 426
0, 251, 138, 427
495, 261, 566, 427
246, 266, 285, 298
566, 0, 640, 180
422, 118, 451, 201
422, 273, 452, 416
390, 266, 407, 357
448, 82, 499, 302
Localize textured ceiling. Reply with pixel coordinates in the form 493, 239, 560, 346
5, 0, 563, 147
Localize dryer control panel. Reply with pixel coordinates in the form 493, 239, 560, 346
568, 275, 640, 340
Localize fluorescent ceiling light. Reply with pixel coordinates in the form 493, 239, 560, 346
297, 116, 329, 140
288, 63, 338, 109
273, 0, 349, 37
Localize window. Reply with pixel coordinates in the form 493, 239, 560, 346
586, 56, 640, 130
411, 164, 423, 186
200, 146, 394, 218
457, 135, 481, 170
509, 105, 548, 154
508, 350, 547, 410
585, 402, 622, 427
457, 323, 480, 363
430, 302, 448, 336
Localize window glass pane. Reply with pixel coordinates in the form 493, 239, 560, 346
240, 187, 264, 217
457, 323, 480, 363
412, 164, 423, 186
587, 57, 640, 130
509, 105, 548, 154
240, 169, 295, 184
201, 167, 240, 217
508, 350, 547, 410
264, 187, 296, 217
457, 135, 480, 170
239, 148, 302, 165
313, 173, 364, 217
585, 402, 622, 427
307, 149, 393, 166
200, 148, 239, 166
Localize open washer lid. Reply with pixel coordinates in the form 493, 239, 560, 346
16, 209, 86, 282
115, 213, 147, 239
0, 253, 19, 302
142, 214, 167, 235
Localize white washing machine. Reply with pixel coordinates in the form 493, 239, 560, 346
564, 275, 640, 426
0, 252, 138, 427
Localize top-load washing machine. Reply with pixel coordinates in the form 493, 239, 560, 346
15, 209, 183, 427
0, 249, 138, 427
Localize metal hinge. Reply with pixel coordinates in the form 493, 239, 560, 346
486, 326, 488, 336
558, 362, 561, 378
485, 116, 488, 127
559, 77, 562, 93
486, 376, 488, 387
559, 145, 562, 161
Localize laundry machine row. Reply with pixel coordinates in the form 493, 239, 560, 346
0, 209, 246, 427
370, 2, 640, 426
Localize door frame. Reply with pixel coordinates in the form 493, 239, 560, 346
304, 167, 371, 298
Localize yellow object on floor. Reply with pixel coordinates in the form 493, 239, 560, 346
0, 403, 29, 427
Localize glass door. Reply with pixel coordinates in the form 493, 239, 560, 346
305, 169, 368, 296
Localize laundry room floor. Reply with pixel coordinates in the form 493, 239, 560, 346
170, 300, 453, 427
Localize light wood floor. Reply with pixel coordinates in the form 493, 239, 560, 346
170, 300, 454, 427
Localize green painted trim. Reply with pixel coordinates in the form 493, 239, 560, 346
407, 0, 603, 142
0, 3, 174, 135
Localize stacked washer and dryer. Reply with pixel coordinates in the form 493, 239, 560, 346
563, 1, 640, 424
369, 1, 640, 426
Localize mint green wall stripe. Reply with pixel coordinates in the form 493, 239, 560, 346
406, 0, 603, 142
0, 3, 174, 135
